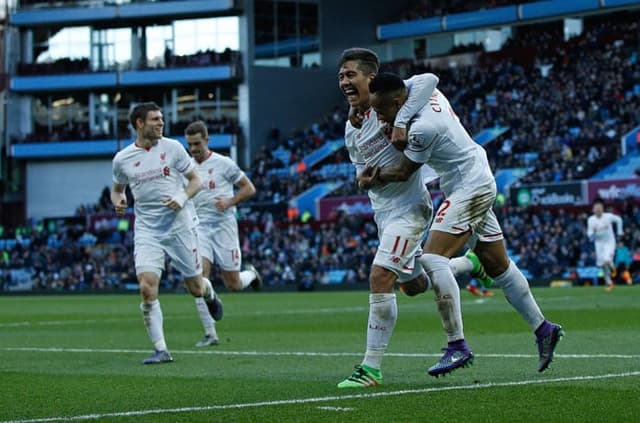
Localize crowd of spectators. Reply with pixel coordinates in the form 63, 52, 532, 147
498, 200, 640, 280
382, 13, 639, 184
246, 105, 352, 205
3, 12, 640, 293
243, 12, 639, 205
2, 197, 639, 292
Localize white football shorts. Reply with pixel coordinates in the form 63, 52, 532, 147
431, 183, 504, 243
594, 241, 615, 266
134, 227, 202, 278
373, 200, 432, 283
197, 218, 241, 271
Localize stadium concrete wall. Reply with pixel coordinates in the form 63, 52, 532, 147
26, 159, 112, 219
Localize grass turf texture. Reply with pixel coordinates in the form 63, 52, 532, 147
1, 286, 639, 422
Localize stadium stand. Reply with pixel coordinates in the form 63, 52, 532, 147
1, 1, 639, 292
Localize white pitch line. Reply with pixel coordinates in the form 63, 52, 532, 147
317, 406, 355, 412
1, 346, 639, 360
2, 371, 639, 423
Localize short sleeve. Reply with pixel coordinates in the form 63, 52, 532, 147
112, 154, 128, 185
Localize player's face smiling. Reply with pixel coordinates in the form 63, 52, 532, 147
142, 111, 164, 142
338, 61, 373, 109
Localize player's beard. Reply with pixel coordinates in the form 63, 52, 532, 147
144, 126, 163, 143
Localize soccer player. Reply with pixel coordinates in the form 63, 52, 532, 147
111, 102, 223, 364
361, 72, 564, 374
587, 198, 624, 291
336, 48, 491, 388
185, 120, 263, 347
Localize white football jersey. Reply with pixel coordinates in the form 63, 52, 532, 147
404, 88, 495, 196
345, 109, 428, 212
192, 151, 245, 225
587, 212, 623, 244
112, 137, 198, 233
345, 73, 439, 213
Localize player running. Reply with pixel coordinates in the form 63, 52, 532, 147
336, 48, 492, 388
185, 120, 263, 347
111, 102, 223, 364
361, 73, 564, 375
587, 198, 624, 291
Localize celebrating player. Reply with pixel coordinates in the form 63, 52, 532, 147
361, 72, 564, 374
185, 120, 263, 347
587, 198, 624, 291
336, 48, 492, 388
111, 102, 223, 364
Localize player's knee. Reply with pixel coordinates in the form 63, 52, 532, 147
139, 283, 157, 302
400, 275, 428, 296
419, 253, 450, 274
183, 275, 206, 297
369, 266, 396, 293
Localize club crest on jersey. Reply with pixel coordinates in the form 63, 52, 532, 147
163, 166, 170, 176
409, 133, 421, 147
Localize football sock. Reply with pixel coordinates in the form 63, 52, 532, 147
239, 270, 256, 289
420, 254, 465, 342
493, 260, 544, 331
195, 297, 217, 337
362, 293, 397, 370
202, 277, 216, 300
449, 255, 473, 276
140, 299, 167, 351
603, 266, 612, 285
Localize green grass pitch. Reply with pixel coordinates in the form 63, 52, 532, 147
1, 286, 639, 422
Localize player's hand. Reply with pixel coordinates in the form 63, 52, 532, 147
113, 199, 127, 216
214, 197, 233, 212
358, 165, 381, 190
390, 126, 408, 151
349, 106, 364, 129
163, 192, 188, 210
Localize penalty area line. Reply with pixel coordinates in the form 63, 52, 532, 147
2, 371, 639, 423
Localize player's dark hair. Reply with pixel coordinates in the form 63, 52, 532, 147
369, 72, 406, 95
339, 48, 379, 75
185, 120, 209, 138
592, 198, 604, 206
129, 102, 161, 128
